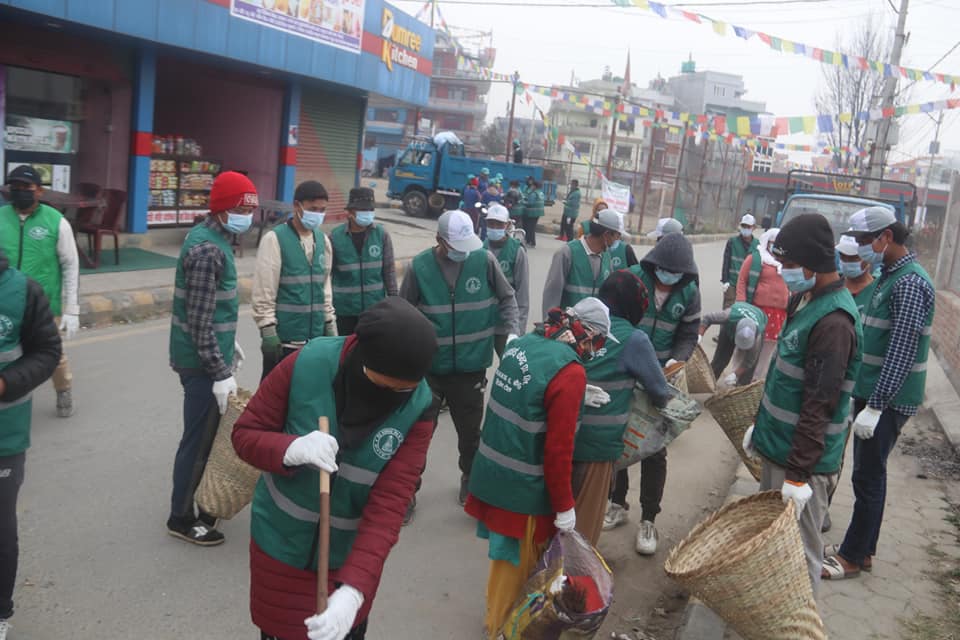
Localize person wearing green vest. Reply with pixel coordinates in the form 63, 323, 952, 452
465, 297, 616, 636
721, 213, 758, 308
0, 165, 80, 418
699, 302, 766, 386
823, 207, 935, 582
504, 180, 524, 221
233, 297, 438, 640
603, 211, 638, 271
330, 187, 398, 337
836, 234, 878, 317
167, 171, 257, 546
253, 180, 337, 380
400, 209, 518, 519
484, 204, 529, 357
557, 179, 581, 241
0, 248, 62, 640
742, 213, 862, 593
520, 179, 544, 248
541, 208, 620, 318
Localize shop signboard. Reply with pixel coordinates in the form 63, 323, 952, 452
231, 0, 365, 54
380, 7, 423, 73
4, 115, 75, 154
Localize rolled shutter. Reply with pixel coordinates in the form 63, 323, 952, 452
297, 88, 364, 221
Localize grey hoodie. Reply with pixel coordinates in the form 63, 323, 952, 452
638, 234, 702, 362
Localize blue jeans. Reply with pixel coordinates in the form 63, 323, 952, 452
170, 373, 220, 521
838, 399, 910, 566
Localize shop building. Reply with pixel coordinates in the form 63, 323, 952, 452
0, 0, 433, 232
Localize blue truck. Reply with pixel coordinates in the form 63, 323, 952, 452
387, 135, 552, 217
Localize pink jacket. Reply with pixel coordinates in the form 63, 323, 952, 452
736, 254, 788, 310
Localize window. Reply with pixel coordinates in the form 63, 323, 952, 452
418, 152, 433, 167
713, 85, 726, 97
589, 119, 598, 128
615, 144, 633, 160
573, 141, 592, 155
666, 129, 682, 144
399, 149, 417, 166
373, 109, 399, 122
663, 152, 679, 169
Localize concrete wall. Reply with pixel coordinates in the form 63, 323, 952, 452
932, 290, 960, 384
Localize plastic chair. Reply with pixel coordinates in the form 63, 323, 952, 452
74, 182, 103, 228
78, 188, 126, 267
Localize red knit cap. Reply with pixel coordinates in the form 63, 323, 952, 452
209, 171, 259, 213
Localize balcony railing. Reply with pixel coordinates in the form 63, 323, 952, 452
427, 96, 488, 116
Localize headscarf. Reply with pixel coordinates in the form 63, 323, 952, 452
592, 198, 608, 217
598, 270, 649, 326
758, 227, 782, 270
538, 306, 607, 362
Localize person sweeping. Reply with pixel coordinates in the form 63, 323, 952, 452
232, 297, 438, 640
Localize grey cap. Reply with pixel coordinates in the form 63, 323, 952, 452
735, 317, 759, 350
569, 297, 620, 343
847, 206, 897, 237
593, 209, 622, 234
437, 210, 483, 253
647, 217, 683, 239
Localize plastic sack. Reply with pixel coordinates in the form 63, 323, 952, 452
614, 383, 700, 472
498, 530, 613, 640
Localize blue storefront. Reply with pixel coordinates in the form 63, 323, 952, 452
0, 0, 433, 231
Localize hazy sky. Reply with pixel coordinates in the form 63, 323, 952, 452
394, 0, 960, 165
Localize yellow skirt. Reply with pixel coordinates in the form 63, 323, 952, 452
484, 516, 548, 636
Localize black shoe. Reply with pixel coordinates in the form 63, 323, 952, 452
402, 497, 416, 527
167, 516, 225, 546
198, 510, 220, 530
458, 474, 470, 506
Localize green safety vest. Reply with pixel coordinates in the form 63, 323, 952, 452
250, 337, 432, 571
561, 241, 612, 309
469, 333, 581, 515
576, 316, 637, 462
412, 248, 496, 375
274, 223, 327, 344
753, 287, 863, 474
0, 204, 63, 316
632, 266, 698, 364
563, 190, 581, 219
851, 279, 879, 318
330, 224, 386, 317
169, 223, 238, 369
744, 249, 763, 304
727, 302, 768, 338
726, 235, 758, 286
608, 242, 629, 271
0, 267, 32, 457
853, 260, 933, 407
523, 190, 545, 218
483, 236, 522, 287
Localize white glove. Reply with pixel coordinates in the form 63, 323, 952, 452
721, 282, 731, 293
665, 358, 679, 369
232, 341, 246, 373
697, 333, 703, 344
780, 481, 813, 520
59, 314, 79, 340
583, 384, 611, 408
283, 431, 339, 473
506, 333, 519, 344
211, 376, 238, 415
742, 424, 757, 458
305, 584, 364, 640
554, 508, 576, 532
722, 372, 738, 387
853, 406, 882, 440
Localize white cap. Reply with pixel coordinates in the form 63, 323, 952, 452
614, 212, 630, 237
740, 213, 756, 227
735, 317, 758, 350
647, 217, 684, 239
847, 206, 897, 236
593, 209, 622, 235
485, 203, 510, 223
569, 297, 620, 343
437, 210, 483, 253
836, 235, 860, 257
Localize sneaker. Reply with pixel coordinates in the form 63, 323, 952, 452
602, 502, 629, 531
0, 618, 10, 640
198, 511, 220, 531
166, 517, 225, 546
635, 520, 659, 555
458, 474, 470, 506
56, 390, 74, 418
402, 496, 416, 526
821, 511, 832, 533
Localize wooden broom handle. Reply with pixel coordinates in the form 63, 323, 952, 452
317, 416, 331, 613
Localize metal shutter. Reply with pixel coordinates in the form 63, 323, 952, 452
297, 88, 364, 221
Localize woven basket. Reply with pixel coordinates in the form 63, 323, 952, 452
196, 389, 261, 519
704, 380, 765, 481
685, 345, 716, 395
664, 492, 825, 640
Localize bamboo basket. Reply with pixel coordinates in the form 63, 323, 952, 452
685, 344, 716, 394
664, 492, 826, 640
704, 380, 765, 481
196, 389, 261, 519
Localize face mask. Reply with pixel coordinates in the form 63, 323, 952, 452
223, 212, 253, 234
299, 210, 325, 230
446, 248, 469, 263
355, 211, 375, 227
840, 261, 866, 279
857, 239, 886, 267
609, 239, 622, 251
9, 189, 36, 211
781, 267, 815, 293
486, 228, 506, 242
655, 268, 683, 286
740, 228, 753, 238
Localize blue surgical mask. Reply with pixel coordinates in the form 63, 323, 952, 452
486, 228, 506, 242
447, 248, 469, 263
740, 228, 753, 238
224, 212, 253, 234
355, 211, 375, 227
609, 239, 622, 251
857, 242, 884, 267
840, 261, 866, 279
300, 210, 325, 230
655, 268, 682, 286
782, 267, 815, 293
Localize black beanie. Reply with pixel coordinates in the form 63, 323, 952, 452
354, 298, 438, 381
771, 213, 837, 273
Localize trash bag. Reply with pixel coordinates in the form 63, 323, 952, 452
498, 531, 613, 640
614, 383, 700, 472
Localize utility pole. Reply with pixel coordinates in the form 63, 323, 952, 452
413, 0, 437, 138
638, 119, 658, 233
505, 71, 520, 162
669, 123, 689, 219
693, 135, 710, 230
919, 110, 943, 226
605, 95, 621, 178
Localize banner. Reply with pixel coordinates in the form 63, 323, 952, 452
231, 0, 364, 54
601, 176, 631, 214
4, 115, 74, 154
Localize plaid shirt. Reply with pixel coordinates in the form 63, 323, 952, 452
181, 217, 233, 381
867, 252, 935, 416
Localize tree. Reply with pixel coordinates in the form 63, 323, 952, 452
478, 122, 507, 157
815, 17, 896, 172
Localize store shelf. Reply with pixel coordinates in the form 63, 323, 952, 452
148, 155, 220, 227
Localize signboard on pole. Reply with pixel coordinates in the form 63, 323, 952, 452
231, 0, 365, 54
601, 175, 630, 214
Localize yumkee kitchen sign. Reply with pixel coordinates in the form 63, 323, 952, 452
380, 7, 422, 72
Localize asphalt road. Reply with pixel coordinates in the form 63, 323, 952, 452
14, 232, 740, 639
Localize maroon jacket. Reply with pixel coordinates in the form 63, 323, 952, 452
232, 336, 434, 639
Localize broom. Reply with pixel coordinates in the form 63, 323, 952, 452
317, 416, 331, 613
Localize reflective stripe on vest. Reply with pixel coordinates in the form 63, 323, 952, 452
330, 224, 387, 316
477, 440, 544, 476
0, 345, 23, 363
275, 224, 326, 343
561, 240, 611, 308
633, 267, 697, 365
487, 397, 547, 434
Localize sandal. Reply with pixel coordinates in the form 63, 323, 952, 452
824, 544, 872, 571
821, 555, 861, 580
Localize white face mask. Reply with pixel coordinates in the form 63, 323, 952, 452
740, 228, 753, 238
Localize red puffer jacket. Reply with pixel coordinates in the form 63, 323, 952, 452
232, 336, 434, 640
